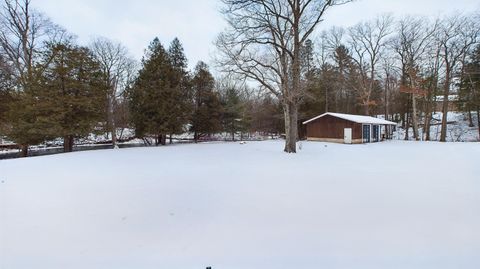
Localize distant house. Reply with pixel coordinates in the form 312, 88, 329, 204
302, 112, 397, 144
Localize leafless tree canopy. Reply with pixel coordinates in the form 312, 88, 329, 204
216, 0, 353, 152
90, 37, 137, 146
0, 0, 66, 88
347, 14, 393, 114
436, 13, 479, 141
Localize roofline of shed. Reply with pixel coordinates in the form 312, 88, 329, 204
302, 112, 397, 125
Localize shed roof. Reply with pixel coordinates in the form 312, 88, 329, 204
303, 112, 397, 125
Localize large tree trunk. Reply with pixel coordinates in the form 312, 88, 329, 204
468, 110, 474, 127
285, 2, 300, 154
384, 72, 390, 121
107, 95, 117, 148
160, 134, 166, 145
401, 110, 406, 129
155, 134, 167, 146
411, 94, 419, 140
20, 144, 28, 158
440, 101, 449, 142
384, 91, 389, 121
63, 135, 74, 152
283, 102, 298, 153
404, 112, 410, 140
423, 90, 433, 141
111, 121, 117, 148
440, 69, 450, 142
424, 107, 432, 141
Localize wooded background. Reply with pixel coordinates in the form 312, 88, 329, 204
0, 0, 479, 156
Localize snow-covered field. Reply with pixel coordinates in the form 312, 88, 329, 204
1, 140, 479, 269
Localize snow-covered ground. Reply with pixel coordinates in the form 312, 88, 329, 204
1, 140, 479, 269
394, 111, 479, 142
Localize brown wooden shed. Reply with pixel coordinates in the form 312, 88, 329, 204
302, 112, 397, 144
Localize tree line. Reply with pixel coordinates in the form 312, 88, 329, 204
0, 0, 283, 157
216, 1, 480, 151
126, 37, 283, 146
0, 0, 134, 156
1, 0, 479, 156
296, 13, 480, 142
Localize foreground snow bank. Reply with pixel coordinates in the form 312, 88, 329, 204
1, 141, 479, 269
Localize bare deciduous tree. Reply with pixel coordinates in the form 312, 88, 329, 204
392, 16, 437, 140
0, 0, 67, 86
216, 0, 352, 153
348, 14, 393, 115
437, 14, 479, 142
90, 37, 137, 148
422, 40, 442, 141
380, 55, 398, 123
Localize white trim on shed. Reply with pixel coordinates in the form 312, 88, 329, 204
303, 112, 397, 125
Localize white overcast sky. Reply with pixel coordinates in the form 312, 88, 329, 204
32, 0, 479, 70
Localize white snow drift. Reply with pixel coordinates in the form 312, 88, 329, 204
0, 140, 479, 269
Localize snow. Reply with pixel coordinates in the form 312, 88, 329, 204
303, 112, 397, 125
435, 95, 459, 102
1, 140, 480, 269
395, 111, 479, 142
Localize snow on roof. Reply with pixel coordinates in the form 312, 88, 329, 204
303, 112, 397, 125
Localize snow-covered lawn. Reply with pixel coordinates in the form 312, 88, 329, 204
1, 140, 479, 269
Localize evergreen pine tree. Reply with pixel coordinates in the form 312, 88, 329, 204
41, 42, 107, 152
129, 38, 170, 144
221, 86, 245, 141
0, 59, 13, 133
166, 38, 191, 143
128, 37, 191, 145
190, 62, 222, 142
4, 70, 59, 156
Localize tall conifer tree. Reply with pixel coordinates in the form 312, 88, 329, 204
128, 37, 191, 145
190, 62, 222, 142
41, 43, 107, 152
166, 38, 191, 143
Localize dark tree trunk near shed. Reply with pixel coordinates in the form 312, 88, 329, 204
404, 112, 410, 140
161, 134, 166, 145
468, 110, 474, 127
424, 103, 432, 141
440, 70, 450, 142
20, 144, 28, 158
63, 135, 74, 152
156, 134, 167, 146
283, 102, 298, 153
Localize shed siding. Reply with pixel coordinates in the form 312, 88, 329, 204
305, 115, 362, 140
